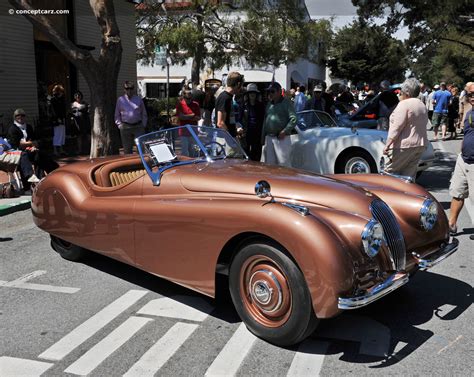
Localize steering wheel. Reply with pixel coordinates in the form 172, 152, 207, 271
203, 141, 226, 157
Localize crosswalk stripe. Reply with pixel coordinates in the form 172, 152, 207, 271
38, 289, 148, 361
287, 340, 329, 377
205, 323, 257, 377
0, 356, 53, 377
124, 322, 199, 377
64, 316, 152, 376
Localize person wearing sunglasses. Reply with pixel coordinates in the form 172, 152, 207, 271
261, 82, 297, 167
448, 82, 474, 239
114, 81, 148, 154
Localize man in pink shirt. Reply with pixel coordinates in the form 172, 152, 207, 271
383, 78, 429, 180
114, 81, 148, 154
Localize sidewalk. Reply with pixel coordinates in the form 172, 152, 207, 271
0, 154, 91, 217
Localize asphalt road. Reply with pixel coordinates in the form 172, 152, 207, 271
0, 135, 472, 377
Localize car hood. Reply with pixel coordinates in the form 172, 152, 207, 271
179, 160, 374, 217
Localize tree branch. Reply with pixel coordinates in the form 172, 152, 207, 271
439, 37, 474, 50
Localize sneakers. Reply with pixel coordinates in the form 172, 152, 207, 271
27, 174, 40, 183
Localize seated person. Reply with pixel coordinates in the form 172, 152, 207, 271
6, 108, 59, 189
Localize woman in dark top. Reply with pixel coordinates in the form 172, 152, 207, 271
71, 91, 91, 155
240, 83, 265, 161
448, 87, 460, 139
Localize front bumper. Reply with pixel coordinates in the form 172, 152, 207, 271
338, 238, 459, 310
412, 237, 459, 270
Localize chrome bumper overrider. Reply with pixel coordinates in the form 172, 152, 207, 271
338, 238, 459, 310
338, 272, 409, 310
412, 237, 459, 270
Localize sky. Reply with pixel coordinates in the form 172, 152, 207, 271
305, 0, 410, 41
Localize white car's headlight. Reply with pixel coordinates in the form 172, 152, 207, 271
420, 199, 438, 230
362, 219, 385, 258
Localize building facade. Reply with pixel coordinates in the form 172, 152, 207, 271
0, 0, 136, 134
137, 0, 326, 98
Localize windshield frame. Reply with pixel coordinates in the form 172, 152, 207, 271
135, 125, 248, 186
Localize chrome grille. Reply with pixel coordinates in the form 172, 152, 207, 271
370, 200, 406, 271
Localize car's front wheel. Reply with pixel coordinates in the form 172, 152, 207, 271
50, 236, 86, 261
229, 241, 318, 346
336, 150, 377, 174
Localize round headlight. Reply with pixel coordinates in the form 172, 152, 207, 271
420, 198, 438, 230
362, 219, 385, 258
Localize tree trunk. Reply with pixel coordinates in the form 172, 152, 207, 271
191, 6, 205, 86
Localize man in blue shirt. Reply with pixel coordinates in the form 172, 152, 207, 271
432, 82, 452, 141
448, 82, 474, 239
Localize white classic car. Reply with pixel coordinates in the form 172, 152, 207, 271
288, 110, 434, 176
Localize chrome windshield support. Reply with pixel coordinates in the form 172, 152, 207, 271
412, 237, 459, 270
338, 272, 409, 310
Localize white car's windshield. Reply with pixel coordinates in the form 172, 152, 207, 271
297, 110, 338, 130
136, 125, 247, 184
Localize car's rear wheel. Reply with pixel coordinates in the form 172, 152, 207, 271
50, 236, 86, 261
229, 241, 318, 346
336, 150, 377, 174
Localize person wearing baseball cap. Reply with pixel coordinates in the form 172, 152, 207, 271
307, 84, 325, 112
261, 81, 296, 167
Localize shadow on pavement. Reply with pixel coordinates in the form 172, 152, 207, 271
311, 270, 472, 367
416, 151, 456, 192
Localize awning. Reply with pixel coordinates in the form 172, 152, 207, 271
139, 77, 186, 84
241, 70, 274, 83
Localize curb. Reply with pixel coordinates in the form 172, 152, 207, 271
0, 199, 31, 217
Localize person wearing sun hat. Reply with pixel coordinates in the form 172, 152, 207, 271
240, 83, 265, 161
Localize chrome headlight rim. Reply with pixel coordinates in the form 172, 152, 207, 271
362, 219, 385, 258
420, 198, 438, 231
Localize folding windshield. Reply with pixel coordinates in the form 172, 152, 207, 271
136, 125, 247, 185
296, 110, 338, 131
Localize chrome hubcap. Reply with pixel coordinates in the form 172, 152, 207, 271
249, 270, 282, 313
345, 158, 370, 174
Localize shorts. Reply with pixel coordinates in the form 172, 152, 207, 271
432, 112, 448, 127
449, 154, 474, 199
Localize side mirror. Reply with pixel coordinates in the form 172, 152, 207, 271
255, 180, 271, 199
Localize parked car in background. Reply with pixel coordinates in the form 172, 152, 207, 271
32, 125, 458, 347
290, 110, 434, 176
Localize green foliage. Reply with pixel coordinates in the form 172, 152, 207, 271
351, 0, 473, 85
328, 21, 408, 84
136, 0, 332, 80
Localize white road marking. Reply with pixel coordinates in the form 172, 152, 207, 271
0, 270, 79, 294
205, 323, 257, 377
0, 356, 53, 377
64, 316, 152, 376
124, 322, 198, 377
315, 315, 390, 357
287, 340, 329, 377
137, 295, 214, 322
38, 289, 148, 361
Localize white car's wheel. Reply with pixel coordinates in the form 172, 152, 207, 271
336, 150, 377, 174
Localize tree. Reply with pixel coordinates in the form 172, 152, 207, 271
9, 0, 123, 157
137, 0, 332, 85
327, 21, 408, 85
351, 0, 473, 85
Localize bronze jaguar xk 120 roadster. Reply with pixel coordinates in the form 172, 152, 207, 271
32, 125, 458, 346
